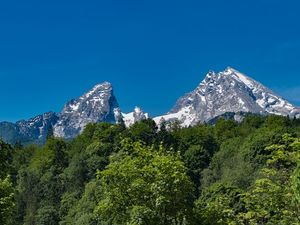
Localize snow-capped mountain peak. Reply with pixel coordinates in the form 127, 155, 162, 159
122, 106, 149, 127
54, 82, 119, 138
154, 67, 300, 127
223, 67, 258, 89
80, 82, 112, 100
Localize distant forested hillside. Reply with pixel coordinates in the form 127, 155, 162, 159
1, 114, 300, 225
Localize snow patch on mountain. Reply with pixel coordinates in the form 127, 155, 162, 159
122, 107, 149, 127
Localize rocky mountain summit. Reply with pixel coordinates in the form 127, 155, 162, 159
154, 67, 300, 126
53, 82, 119, 139
53, 82, 148, 139
0, 82, 147, 144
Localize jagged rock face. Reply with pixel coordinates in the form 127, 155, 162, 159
0, 112, 58, 144
114, 107, 123, 124
206, 112, 252, 125
154, 67, 300, 126
54, 82, 119, 139
122, 107, 149, 127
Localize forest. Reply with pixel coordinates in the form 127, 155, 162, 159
1, 114, 300, 225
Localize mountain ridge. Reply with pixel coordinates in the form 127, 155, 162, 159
0, 112, 58, 145
0, 67, 299, 144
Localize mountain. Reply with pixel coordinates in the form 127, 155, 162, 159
154, 67, 300, 126
1, 67, 299, 144
53, 82, 119, 139
0, 112, 58, 145
0, 82, 148, 144
122, 106, 149, 127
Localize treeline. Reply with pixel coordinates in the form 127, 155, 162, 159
1, 114, 300, 225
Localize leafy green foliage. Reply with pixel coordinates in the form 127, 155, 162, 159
1, 115, 300, 224
235, 134, 300, 225
129, 119, 158, 145
293, 161, 300, 205
0, 140, 13, 179
0, 140, 15, 225
95, 140, 194, 225
195, 183, 243, 225
201, 137, 255, 190
0, 176, 15, 225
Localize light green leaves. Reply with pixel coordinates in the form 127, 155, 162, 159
95, 141, 194, 225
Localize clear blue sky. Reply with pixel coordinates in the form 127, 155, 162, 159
1, 0, 300, 122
